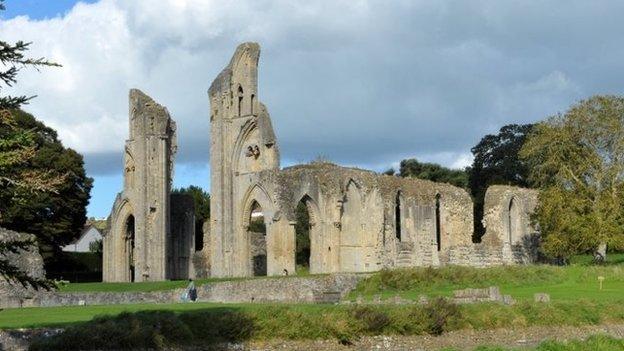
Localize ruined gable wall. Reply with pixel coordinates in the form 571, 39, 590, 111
209, 43, 280, 277
209, 43, 540, 278
103, 89, 177, 282
481, 185, 539, 264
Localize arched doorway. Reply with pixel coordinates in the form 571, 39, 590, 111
247, 200, 267, 276
295, 197, 312, 273
124, 215, 135, 282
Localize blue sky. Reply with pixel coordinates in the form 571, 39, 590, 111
1, 0, 95, 19
4, 1, 624, 219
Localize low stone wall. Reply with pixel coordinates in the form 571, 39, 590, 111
2, 273, 366, 309
199, 274, 363, 303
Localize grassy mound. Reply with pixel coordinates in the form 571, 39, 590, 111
350, 263, 624, 302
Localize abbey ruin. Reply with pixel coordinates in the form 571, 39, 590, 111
103, 90, 195, 282
103, 43, 539, 282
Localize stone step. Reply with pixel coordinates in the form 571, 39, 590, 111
313, 291, 342, 304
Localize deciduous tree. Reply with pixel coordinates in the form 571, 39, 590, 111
520, 95, 624, 261
399, 159, 468, 189
468, 124, 533, 241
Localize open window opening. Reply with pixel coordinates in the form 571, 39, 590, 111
395, 191, 402, 241
125, 215, 136, 282
295, 198, 312, 274
248, 200, 267, 276
435, 194, 441, 252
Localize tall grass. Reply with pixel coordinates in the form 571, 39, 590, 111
354, 265, 567, 294
28, 299, 624, 350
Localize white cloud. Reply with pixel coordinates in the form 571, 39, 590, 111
3, 0, 624, 176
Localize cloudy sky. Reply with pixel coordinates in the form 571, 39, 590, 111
3, 0, 624, 218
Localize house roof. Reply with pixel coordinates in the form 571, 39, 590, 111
67, 224, 102, 246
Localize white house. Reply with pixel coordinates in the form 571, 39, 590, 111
62, 224, 103, 253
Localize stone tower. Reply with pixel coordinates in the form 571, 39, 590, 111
103, 89, 194, 282
208, 43, 280, 277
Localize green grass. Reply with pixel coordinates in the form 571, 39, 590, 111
568, 252, 624, 266
58, 276, 257, 293
10, 254, 624, 349
349, 259, 624, 303
16, 300, 624, 349
453, 334, 624, 350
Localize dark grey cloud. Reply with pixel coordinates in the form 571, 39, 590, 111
6, 1, 624, 177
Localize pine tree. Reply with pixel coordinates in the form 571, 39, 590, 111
0, 0, 61, 288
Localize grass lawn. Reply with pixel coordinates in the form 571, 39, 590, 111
5, 254, 624, 349
0, 302, 314, 329
348, 254, 624, 303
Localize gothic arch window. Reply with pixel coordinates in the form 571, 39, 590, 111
435, 194, 441, 251
124, 214, 136, 282
237, 85, 244, 116
247, 200, 267, 276
507, 197, 521, 245
250, 94, 255, 115
295, 196, 312, 271
395, 191, 402, 241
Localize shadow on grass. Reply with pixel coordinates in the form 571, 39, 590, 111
29, 307, 255, 351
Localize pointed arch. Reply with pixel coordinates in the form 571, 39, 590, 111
294, 194, 321, 273
395, 190, 403, 241
240, 184, 275, 277
237, 85, 244, 116
240, 183, 274, 228
107, 195, 136, 282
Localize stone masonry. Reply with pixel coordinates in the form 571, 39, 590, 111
208, 43, 540, 278
102, 90, 194, 282
0, 227, 46, 308
104, 42, 539, 282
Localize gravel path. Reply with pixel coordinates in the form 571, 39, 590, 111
4, 324, 624, 350
240, 323, 624, 350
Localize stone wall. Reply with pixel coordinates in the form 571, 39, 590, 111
103, 89, 194, 282
206, 42, 541, 278
481, 185, 540, 264
104, 42, 541, 281
0, 274, 366, 309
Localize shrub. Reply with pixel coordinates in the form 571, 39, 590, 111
351, 306, 391, 333
30, 311, 193, 351
423, 297, 461, 336
179, 310, 255, 342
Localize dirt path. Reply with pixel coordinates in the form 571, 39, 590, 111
242, 324, 624, 350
